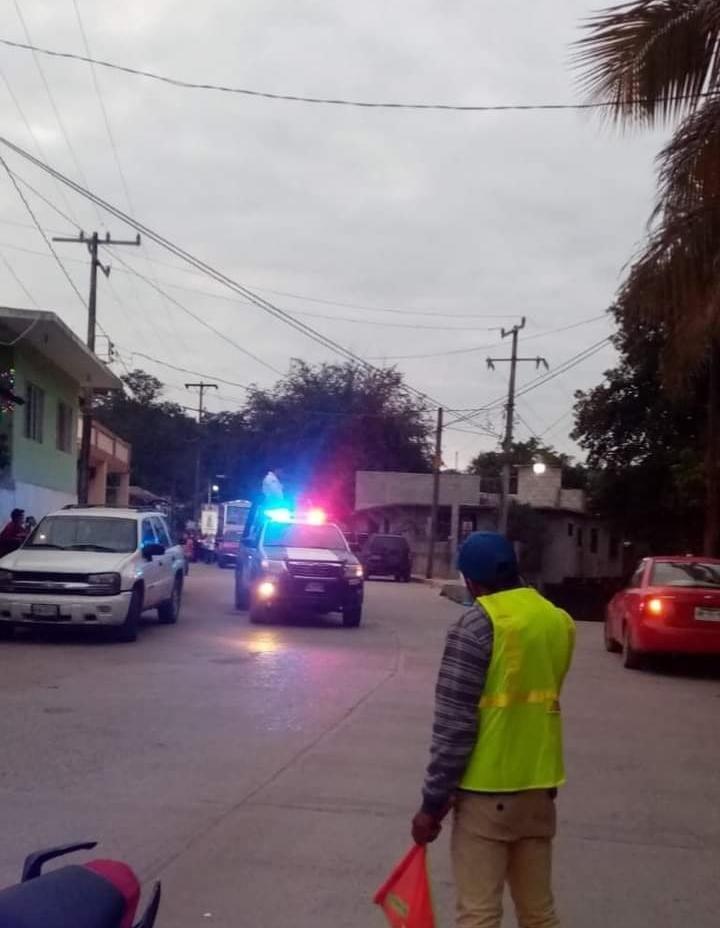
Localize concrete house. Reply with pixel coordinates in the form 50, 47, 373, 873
0, 307, 122, 519
353, 465, 622, 583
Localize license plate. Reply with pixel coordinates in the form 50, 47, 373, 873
31, 604, 60, 619
305, 582, 324, 593
695, 607, 720, 622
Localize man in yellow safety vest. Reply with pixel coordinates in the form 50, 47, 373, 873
412, 532, 575, 928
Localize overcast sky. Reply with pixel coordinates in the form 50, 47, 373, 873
0, 0, 668, 468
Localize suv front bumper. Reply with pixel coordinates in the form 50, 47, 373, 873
0, 591, 133, 626
254, 575, 363, 612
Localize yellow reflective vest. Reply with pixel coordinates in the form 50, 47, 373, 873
460, 587, 575, 793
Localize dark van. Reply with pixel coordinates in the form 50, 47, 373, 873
362, 534, 412, 582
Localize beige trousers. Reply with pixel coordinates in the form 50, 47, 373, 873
451, 790, 560, 928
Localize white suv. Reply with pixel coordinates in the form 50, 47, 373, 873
0, 506, 186, 642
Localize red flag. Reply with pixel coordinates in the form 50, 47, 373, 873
374, 845, 435, 928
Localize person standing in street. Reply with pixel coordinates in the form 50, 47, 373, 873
412, 532, 575, 928
0, 508, 27, 557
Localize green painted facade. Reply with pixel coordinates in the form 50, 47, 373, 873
0, 342, 78, 495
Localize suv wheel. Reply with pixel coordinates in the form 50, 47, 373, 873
158, 577, 183, 625
249, 600, 271, 624
117, 587, 142, 642
343, 604, 363, 628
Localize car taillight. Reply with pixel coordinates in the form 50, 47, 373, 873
643, 596, 673, 619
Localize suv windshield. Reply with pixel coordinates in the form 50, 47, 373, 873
263, 522, 347, 550
651, 561, 720, 588
29, 516, 138, 553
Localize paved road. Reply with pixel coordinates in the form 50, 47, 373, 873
1, 566, 719, 926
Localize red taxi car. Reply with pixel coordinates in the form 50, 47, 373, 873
605, 556, 720, 668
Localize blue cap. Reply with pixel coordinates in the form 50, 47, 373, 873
457, 532, 518, 585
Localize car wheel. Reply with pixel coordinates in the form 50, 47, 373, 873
249, 600, 272, 625
117, 587, 142, 642
343, 605, 363, 628
158, 577, 182, 625
235, 572, 250, 610
622, 624, 644, 670
604, 619, 622, 653
0, 622, 14, 640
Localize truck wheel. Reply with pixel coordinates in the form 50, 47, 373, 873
235, 573, 250, 610
116, 587, 142, 642
158, 577, 182, 624
343, 605, 363, 628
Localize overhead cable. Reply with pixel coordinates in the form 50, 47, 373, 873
1, 38, 714, 113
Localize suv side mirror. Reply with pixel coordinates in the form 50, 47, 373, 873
143, 542, 166, 560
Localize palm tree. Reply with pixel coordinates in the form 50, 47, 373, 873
576, 1, 720, 552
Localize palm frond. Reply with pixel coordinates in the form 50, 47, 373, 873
575, 0, 720, 123
618, 200, 720, 387
656, 92, 720, 212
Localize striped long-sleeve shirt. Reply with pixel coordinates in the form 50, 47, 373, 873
421, 603, 494, 815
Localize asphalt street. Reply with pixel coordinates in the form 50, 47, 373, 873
1, 565, 719, 927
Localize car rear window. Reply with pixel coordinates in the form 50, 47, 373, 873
368, 536, 408, 554
29, 516, 138, 553
651, 561, 720, 588
263, 522, 346, 549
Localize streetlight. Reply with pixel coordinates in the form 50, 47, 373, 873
532, 460, 547, 475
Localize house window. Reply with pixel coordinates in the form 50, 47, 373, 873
567, 522, 574, 537
609, 536, 620, 559
56, 401, 74, 453
590, 528, 599, 554
24, 382, 45, 443
577, 526, 584, 548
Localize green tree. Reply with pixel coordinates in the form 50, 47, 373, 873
242, 360, 433, 516
467, 438, 587, 491
572, 310, 705, 551
95, 369, 199, 502
576, 1, 720, 551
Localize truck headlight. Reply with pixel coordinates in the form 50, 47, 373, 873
87, 572, 121, 594
344, 563, 364, 579
261, 559, 286, 575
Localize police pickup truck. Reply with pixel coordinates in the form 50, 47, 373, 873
234, 511, 364, 627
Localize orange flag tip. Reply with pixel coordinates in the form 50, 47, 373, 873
373, 845, 435, 928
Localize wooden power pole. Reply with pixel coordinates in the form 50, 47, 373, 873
487, 319, 548, 535
52, 230, 140, 504
425, 407, 443, 579
185, 381, 218, 519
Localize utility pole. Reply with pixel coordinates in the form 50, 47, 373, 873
185, 381, 218, 520
487, 318, 548, 535
52, 231, 141, 504
425, 407, 443, 579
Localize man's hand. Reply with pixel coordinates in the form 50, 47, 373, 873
411, 810, 443, 845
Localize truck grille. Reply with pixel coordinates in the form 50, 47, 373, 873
7, 572, 94, 595
287, 561, 342, 580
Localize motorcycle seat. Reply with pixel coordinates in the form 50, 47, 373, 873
0, 864, 126, 928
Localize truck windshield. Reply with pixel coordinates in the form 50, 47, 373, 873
28, 516, 138, 553
263, 522, 347, 550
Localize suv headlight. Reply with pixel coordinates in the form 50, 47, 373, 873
0, 569, 13, 591
261, 559, 287, 575
344, 563, 364, 579
87, 572, 121, 594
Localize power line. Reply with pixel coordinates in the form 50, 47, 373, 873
0, 63, 80, 225
369, 313, 609, 360
108, 247, 283, 376
445, 335, 614, 429
1, 37, 714, 114
10, 5, 100, 222
0, 137, 451, 411
0, 247, 39, 307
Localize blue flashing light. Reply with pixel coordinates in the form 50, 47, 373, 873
265, 507, 292, 523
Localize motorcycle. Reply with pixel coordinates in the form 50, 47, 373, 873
0, 841, 160, 928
